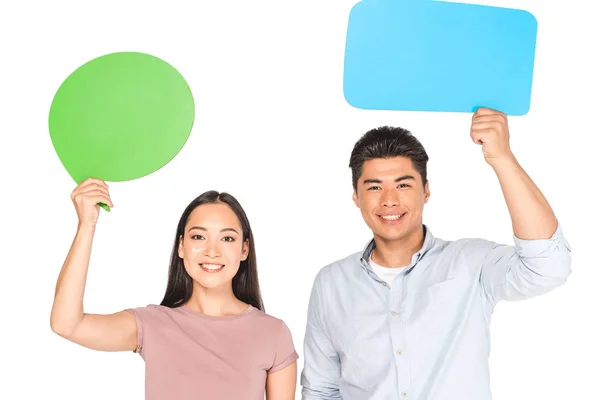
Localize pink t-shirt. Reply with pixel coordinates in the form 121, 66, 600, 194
126, 304, 298, 400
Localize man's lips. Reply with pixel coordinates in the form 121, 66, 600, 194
377, 212, 407, 223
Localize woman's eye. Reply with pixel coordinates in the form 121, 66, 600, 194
191, 235, 204, 240
222, 237, 235, 242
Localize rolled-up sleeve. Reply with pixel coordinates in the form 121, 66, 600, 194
301, 271, 342, 399
479, 222, 572, 304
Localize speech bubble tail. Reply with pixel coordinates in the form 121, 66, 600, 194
98, 202, 111, 212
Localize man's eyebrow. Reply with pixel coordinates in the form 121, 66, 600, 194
362, 175, 415, 184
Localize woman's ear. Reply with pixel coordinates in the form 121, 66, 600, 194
178, 235, 184, 258
241, 239, 249, 261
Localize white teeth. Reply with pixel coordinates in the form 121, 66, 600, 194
201, 264, 224, 270
381, 214, 404, 220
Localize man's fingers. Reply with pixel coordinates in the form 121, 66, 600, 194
470, 128, 497, 144
471, 121, 503, 131
473, 107, 506, 117
472, 114, 506, 124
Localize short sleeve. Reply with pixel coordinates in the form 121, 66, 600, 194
125, 305, 155, 358
268, 320, 299, 374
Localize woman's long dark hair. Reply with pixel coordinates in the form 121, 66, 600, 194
160, 190, 264, 311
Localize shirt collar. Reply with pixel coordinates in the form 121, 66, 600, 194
360, 224, 435, 272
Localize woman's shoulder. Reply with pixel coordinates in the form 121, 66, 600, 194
246, 307, 292, 333
126, 303, 186, 321
249, 307, 299, 369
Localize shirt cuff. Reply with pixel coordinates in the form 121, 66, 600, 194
513, 222, 571, 258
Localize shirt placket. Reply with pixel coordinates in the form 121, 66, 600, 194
389, 271, 410, 399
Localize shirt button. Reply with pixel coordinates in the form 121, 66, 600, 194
396, 349, 403, 356
391, 311, 397, 316
402, 392, 408, 397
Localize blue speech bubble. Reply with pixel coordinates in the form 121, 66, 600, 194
343, 0, 538, 115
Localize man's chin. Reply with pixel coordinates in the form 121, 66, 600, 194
374, 224, 420, 240
373, 231, 408, 243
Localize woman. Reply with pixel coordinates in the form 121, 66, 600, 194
50, 178, 298, 399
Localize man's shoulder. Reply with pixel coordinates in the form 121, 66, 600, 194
313, 250, 363, 282
438, 236, 497, 249
427, 232, 505, 262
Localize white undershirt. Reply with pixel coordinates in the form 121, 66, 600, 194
369, 255, 407, 286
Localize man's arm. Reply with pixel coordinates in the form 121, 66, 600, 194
301, 271, 342, 399
470, 108, 571, 303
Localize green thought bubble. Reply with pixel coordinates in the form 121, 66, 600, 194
49, 51, 195, 211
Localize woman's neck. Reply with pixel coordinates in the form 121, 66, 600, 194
184, 284, 248, 316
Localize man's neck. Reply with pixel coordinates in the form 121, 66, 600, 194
371, 225, 425, 268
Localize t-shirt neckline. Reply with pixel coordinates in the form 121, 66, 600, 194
179, 303, 255, 320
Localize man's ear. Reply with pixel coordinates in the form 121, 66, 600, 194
424, 180, 430, 203
352, 189, 360, 208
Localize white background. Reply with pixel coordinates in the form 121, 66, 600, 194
1, 0, 598, 399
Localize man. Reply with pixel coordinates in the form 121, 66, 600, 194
300, 108, 571, 399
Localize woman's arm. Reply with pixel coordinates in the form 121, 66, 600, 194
50, 178, 137, 352
266, 362, 297, 400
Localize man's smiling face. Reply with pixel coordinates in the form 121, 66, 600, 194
353, 156, 430, 243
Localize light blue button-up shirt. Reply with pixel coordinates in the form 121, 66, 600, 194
300, 224, 571, 399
